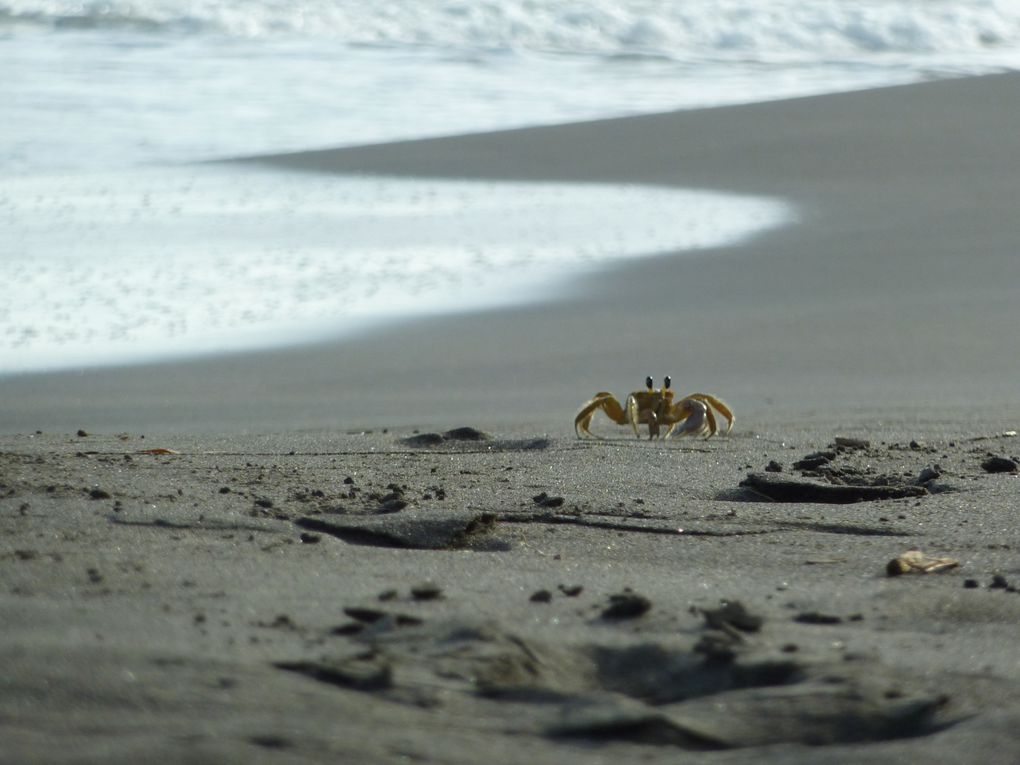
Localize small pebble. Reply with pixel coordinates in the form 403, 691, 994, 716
532, 492, 564, 508
833, 437, 869, 450
411, 582, 443, 601
982, 456, 1018, 474
601, 592, 651, 620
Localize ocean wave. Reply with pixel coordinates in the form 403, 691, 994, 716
3, 0, 1019, 62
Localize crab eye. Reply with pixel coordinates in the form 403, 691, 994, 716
645, 376, 653, 389
664, 376, 671, 389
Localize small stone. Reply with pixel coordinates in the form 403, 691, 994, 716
963, 579, 980, 589
601, 592, 651, 620
254, 498, 273, 509
299, 533, 321, 544
77, 429, 88, 437
558, 584, 584, 597
833, 437, 869, 450
532, 492, 565, 508
411, 582, 443, 601
982, 456, 1018, 474
530, 589, 553, 603
765, 460, 783, 472
88, 488, 111, 500
343, 607, 388, 623
990, 574, 1009, 589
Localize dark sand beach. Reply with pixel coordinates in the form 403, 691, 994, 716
3, 74, 1020, 762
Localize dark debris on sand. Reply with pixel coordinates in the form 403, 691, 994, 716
740, 472, 927, 503
400, 427, 492, 447
601, 591, 652, 620
982, 455, 1019, 473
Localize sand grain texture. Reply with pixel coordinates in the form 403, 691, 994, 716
2, 425, 1020, 763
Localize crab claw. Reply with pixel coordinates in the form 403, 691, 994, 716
669, 398, 710, 437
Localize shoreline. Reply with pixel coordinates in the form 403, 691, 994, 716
3, 73, 1020, 435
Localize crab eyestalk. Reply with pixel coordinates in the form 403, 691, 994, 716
645, 375, 654, 390
664, 376, 671, 390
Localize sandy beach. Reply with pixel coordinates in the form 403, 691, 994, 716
3, 73, 1020, 762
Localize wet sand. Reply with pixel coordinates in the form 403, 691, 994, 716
3, 73, 1020, 762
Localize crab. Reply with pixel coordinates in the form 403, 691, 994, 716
574, 376, 734, 440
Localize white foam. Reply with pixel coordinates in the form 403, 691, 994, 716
3, 2, 1019, 174
0, 167, 793, 373
5, 0, 1020, 59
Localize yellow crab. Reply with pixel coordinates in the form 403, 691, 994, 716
574, 376, 734, 440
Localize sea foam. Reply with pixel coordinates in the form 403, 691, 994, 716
4, 0, 1019, 60
0, 166, 792, 374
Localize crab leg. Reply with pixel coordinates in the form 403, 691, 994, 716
625, 394, 650, 438
689, 393, 735, 434
574, 393, 629, 438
